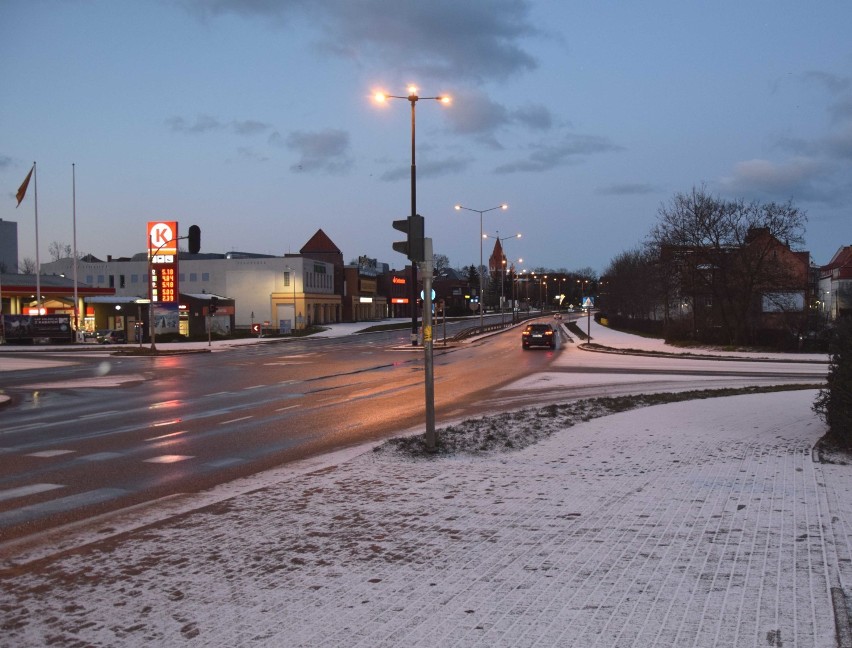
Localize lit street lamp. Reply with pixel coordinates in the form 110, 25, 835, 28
374, 85, 450, 451
375, 86, 450, 346
454, 203, 508, 331
483, 231, 521, 326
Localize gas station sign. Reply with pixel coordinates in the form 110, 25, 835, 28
147, 221, 179, 304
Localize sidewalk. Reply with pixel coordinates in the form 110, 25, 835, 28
1, 322, 846, 647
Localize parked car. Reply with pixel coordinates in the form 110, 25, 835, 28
97, 329, 127, 344
522, 323, 556, 350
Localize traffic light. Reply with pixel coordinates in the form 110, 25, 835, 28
209, 296, 218, 314
187, 225, 201, 254
392, 214, 425, 262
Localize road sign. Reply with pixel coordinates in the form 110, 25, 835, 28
582, 297, 594, 309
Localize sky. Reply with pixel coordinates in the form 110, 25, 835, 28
1, 1, 851, 276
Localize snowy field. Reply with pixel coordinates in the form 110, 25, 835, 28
1, 319, 848, 647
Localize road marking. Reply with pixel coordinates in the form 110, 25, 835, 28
144, 455, 194, 464
79, 410, 120, 419
0, 488, 129, 526
146, 430, 188, 441
205, 458, 245, 468
275, 405, 300, 412
219, 416, 253, 425
242, 384, 266, 390
27, 449, 75, 458
0, 483, 64, 503
79, 452, 123, 462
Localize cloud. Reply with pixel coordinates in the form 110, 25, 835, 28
718, 157, 835, 203
801, 70, 852, 95
596, 183, 658, 196
166, 114, 223, 133
182, 0, 540, 83
494, 133, 624, 174
510, 104, 553, 131
285, 128, 352, 174
232, 119, 271, 136
380, 155, 471, 181
166, 115, 272, 136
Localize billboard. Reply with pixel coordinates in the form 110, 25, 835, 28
2, 314, 74, 343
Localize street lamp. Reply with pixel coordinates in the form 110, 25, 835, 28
454, 203, 508, 331
483, 231, 521, 327
374, 85, 450, 451
375, 86, 450, 346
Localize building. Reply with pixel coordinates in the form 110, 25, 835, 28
659, 228, 813, 346
342, 257, 388, 322
0, 220, 18, 273
818, 246, 852, 321
41, 244, 340, 331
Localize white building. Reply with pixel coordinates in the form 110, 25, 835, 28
41, 251, 341, 330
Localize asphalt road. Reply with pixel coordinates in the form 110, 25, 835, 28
0, 317, 826, 547
0, 320, 562, 542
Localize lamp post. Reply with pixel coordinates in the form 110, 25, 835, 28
454, 203, 508, 331
483, 231, 521, 327
374, 85, 450, 451
375, 86, 450, 346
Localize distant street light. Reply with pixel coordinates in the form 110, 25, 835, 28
455, 203, 508, 331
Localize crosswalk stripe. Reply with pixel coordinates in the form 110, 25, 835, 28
0, 483, 64, 503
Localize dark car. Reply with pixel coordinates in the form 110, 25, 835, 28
97, 329, 127, 344
522, 323, 556, 350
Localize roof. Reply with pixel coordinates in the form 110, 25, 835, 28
0, 273, 114, 295
300, 229, 341, 254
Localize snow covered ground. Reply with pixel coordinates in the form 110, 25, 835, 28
1, 319, 847, 647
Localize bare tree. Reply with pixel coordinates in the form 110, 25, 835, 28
649, 187, 807, 345
601, 248, 659, 320
48, 241, 72, 262
19, 257, 37, 274
433, 254, 450, 274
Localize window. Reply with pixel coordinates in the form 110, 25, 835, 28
109, 275, 114, 288
98, 274, 105, 285
119, 275, 126, 288
131, 274, 138, 284
189, 273, 197, 282
202, 272, 209, 282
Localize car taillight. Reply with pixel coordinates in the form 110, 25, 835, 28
545, 330, 553, 336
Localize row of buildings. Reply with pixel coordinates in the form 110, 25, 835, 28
599, 226, 851, 348
0, 225, 485, 341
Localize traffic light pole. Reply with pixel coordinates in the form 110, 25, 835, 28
409, 97, 418, 345
421, 238, 436, 451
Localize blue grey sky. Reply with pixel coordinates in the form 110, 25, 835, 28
2, 1, 850, 275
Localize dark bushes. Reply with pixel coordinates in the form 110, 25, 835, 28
813, 318, 852, 447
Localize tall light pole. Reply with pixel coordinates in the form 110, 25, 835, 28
376, 87, 450, 346
375, 85, 450, 451
454, 203, 508, 331
483, 231, 521, 327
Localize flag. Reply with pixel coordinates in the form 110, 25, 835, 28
16, 164, 34, 207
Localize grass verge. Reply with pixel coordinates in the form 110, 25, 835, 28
375, 384, 826, 459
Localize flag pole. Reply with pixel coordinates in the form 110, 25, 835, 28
33, 161, 41, 312
72, 163, 79, 337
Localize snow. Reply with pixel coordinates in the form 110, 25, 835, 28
0, 318, 847, 647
